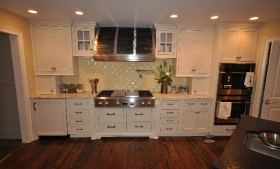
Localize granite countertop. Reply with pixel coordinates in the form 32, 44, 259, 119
212, 115, 280, 169
30, 92, 214, 99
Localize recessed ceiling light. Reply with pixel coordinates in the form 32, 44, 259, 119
211, 16, 219, 19
28, 10, 37, 14
75, 11, 83, 15
250, 17, 258, 20
170, 15, 178, 18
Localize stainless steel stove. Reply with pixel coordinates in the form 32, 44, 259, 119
94, 90, 155, 108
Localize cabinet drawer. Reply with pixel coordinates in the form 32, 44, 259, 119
213, 125, 236, 133
127, 121, 152, 132
98, 109, 124, 119
98, 122, 124, 132
183, 100, 211, 107
69, 125, 90, 134
160, 124, 179, 132
160, 110, 179, 117
68, 109, 89, 116
127, 109, 152, 119
160, 117, 179, 124
67, 99, 88, 108
68, 117, 89, 125
161, 100, 180, 109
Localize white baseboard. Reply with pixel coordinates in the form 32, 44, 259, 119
0, 129, 21, 139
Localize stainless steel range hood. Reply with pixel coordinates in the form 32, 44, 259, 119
94, 27, 155, 62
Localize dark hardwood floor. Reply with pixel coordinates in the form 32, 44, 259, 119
0, 139, 22, 162
0, 136, 230, 169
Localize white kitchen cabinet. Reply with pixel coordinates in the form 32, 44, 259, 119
215, 23, 262, 62
30, 21, 78, 75
66, 99, 94, 137
154, 24, 177, 58
93, 108, 155, 139
182, 99, 211, 133
158, 100, 181, 135
186, 77, 209, 95
32, 99, 67, 136
35, 76, 62, 95
72, 22, 97, 56
173, 26, 213, 77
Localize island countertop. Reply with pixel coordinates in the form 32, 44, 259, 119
212, 115, 280, 169
30, 92, 214, 99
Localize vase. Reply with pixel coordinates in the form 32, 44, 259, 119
161, 83, 168, 94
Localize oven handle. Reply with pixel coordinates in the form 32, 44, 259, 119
217, 101, 251, 104
220, 72, 255, 74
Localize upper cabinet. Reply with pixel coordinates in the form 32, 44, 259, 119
30, 21, 78, 75
215, 23, 262, 62
173, 26, 213, 77
154, 24, 177, 58
72, 22, 97, 57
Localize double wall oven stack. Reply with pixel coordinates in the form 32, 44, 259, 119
215, 63, 256, 125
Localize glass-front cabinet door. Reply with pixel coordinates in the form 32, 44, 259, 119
73, 28, 94, 56
154, 25, 177, 58
72, 22, 97, 57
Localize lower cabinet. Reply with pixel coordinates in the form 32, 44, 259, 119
212, 125, 236, 136
93, 108, 156, 139
66, 99, 94, 137
31, 99, 67, 137
158, 98, 212, 136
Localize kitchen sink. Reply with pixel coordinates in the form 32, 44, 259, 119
243, 131, 280, 160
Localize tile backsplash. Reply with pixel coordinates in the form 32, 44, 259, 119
63, 58, 187, 92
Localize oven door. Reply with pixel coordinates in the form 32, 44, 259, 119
217, 72, 253, 95
214, 95, 251, 125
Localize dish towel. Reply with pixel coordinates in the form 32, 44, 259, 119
244, 72, 254, 87
218, 102, 232, 119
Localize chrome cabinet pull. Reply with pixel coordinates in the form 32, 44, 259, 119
201, 103, 207, 105
135, 125, 143, 128
75, 103, 82, 105
188, 103, 194, 105
167, 120, 173, 122
167, 112, 173, 114
226, 129, 234, 131
167, 103, 174, 105
166, 128, 173, 130
107, 113, 115, 115
135, 113, 144, 115
76, 120, 83, 122
107, 125, 116, 128
76, 128, 83, 130
75, 111, 82, 114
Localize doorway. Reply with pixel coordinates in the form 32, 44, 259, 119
253, 37, 280, 122
0, 32, 21, 139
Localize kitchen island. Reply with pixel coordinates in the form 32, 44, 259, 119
212, 115, 280, 169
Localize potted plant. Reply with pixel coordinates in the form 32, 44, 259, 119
154, 60, 172, 93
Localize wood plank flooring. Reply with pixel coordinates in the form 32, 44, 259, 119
0, 139, 22, 162
0, 136, 229, 169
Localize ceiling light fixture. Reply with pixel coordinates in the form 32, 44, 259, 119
170, 15, 178, 18
211, 16, 219, 19
250, 17, 259, 20
75, 11, 83, 15
28, 10, 37, 14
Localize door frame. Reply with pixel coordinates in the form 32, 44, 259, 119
252, 36, 280, 118
0, 25, 33, 143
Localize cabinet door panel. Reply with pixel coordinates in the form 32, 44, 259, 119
196, 108, 210, 132
239, 28, 260, 61
182, 109, 196, 132
36, 99, 67, 135
51, 26, 72, 74
194, 31, 212, 74
177, 30, 195, 74
221, 28, 240, 61
32, 26, 53, 74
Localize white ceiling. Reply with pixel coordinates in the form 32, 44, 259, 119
1, 0, 280, 27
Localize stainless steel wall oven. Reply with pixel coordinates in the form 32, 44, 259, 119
214, 63, 255, 125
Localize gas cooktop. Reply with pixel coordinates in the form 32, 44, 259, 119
95, 90, 154, 108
